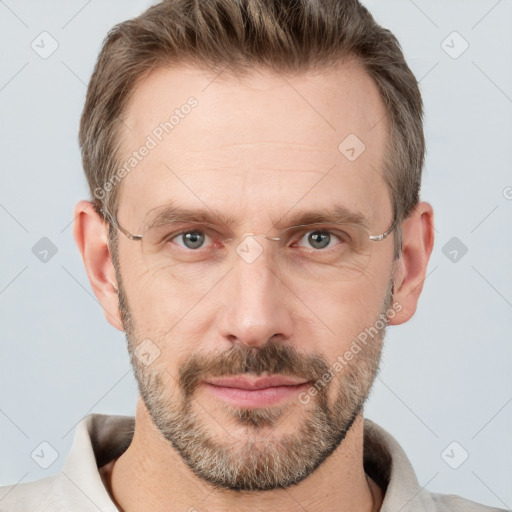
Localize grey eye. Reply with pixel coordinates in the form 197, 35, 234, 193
175, 231, 208, 249
307, 231, 331, 249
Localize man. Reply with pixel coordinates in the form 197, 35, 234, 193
0, 1, 504, 511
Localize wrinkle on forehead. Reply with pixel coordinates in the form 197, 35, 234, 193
116, 59, 391, 232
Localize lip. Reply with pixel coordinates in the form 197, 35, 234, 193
202, 375, 310, 408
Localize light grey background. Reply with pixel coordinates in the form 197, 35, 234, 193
1, 0, 511, 509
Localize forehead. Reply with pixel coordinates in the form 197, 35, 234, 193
117, 59, 391, 229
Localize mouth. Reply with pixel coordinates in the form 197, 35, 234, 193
202, 375, 310, 408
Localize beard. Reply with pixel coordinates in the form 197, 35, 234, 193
115, 260, 394, 492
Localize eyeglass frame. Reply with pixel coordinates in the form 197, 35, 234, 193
99, 205, 398, 247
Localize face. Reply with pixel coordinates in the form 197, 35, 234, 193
112, 60, 397, 491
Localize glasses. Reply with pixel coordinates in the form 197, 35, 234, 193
104, 209, 397, 283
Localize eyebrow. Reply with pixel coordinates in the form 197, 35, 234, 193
143, 203, 239, 231
143, 201, 370, 232
275, 206, 370, 231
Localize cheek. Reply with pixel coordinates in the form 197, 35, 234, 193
121, 263, 222, 357
297, 272, 388, 364
123, 256, 218, 314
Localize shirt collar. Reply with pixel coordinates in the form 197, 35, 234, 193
61, 413, 436, 512
363, 419, 437, 512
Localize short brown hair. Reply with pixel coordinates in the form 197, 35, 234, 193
79, 0, 424, 259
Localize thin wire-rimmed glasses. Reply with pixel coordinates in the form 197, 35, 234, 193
102, 207, 397, 282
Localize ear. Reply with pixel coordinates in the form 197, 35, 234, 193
73, 200, 124, 331
389, 201, 434, 325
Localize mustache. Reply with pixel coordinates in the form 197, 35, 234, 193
179, 341, 330, 397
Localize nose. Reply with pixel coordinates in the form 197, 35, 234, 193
216, 237, 295, 349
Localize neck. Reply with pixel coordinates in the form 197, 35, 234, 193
108, 399, 383, 512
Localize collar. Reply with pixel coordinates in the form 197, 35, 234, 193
60, 413, 437, 512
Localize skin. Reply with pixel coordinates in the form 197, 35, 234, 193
74, 58, 434, 512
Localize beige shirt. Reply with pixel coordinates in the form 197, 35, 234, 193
0, 413, 505, 511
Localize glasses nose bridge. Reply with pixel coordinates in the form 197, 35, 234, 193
239, 231, 281, 242
230, 231, 283, 266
